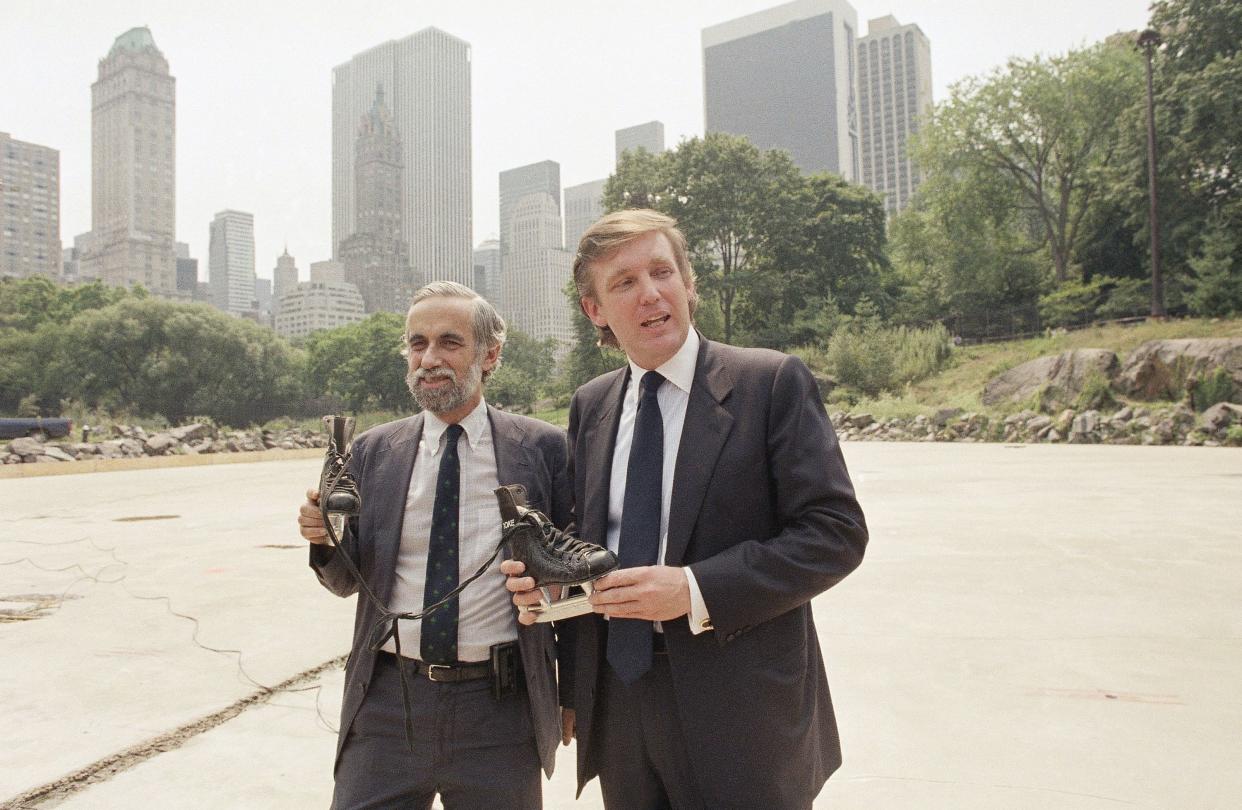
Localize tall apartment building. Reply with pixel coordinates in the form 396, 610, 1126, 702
703, 0, 860, 180
0, 133, 60, 279
209, 210, 255, 316
472, 238, 500, 306
272, 249, 299, 315
501, 193, 573, 351
82, 27, 178, 296
274, 281, 365, 340
333, 28, 472, 286
615, 121, 665, 164
499, 160, 561, 272
564, 178, 606, 255
857, 15, 932, 214
338, 86, 416, 313
175, 241, 199, 299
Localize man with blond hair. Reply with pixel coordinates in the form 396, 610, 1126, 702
507, 209, 868, 808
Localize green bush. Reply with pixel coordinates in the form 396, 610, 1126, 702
1096, 277, 1149, 320
824, 322, 952, 397
1224, 425, 1242, 447
1037, 277, 1110, 328
1191, 367, 1237, 411
1074, 372, 1119, 412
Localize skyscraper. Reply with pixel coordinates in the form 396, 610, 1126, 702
563, 178, 606, 255
273, 248, 299, 316
615, 121, 665, 164
338, 86, 415, 313
502, 194, 573, 351
703, 0, 860, 180
82, 27, 177, 296
333, 28, 472, 286
499, 160, 561, 267
209, 210, 255, 316
0, 132, 60, 279
857, 15, 932, 214
472, 238, 500, 306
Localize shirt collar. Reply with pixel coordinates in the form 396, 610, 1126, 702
422, 397, 490, 453
627, 329, 699, 395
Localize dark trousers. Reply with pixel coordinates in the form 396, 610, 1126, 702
332, 653, 541, 810
595, 646, 705, 810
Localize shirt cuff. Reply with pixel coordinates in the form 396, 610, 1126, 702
684, 566, 713, 634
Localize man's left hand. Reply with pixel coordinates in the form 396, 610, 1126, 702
589, 566, 690, 622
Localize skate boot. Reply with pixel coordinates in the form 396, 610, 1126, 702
495, 484, 618, 622
319, 415, 361, 542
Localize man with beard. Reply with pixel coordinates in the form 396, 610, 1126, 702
298, 281, 569, 809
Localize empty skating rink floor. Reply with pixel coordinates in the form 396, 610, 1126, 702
2, 442, 1238, 809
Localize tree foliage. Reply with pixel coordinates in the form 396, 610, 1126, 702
304, 313, 409, 413
603, 132, 888, 348
917, 43, 1142, 284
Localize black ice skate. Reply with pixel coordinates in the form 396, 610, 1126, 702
319, 415, 361, 542
495, 484, 618, 622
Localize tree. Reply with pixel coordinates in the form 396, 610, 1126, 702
604, 132, 887, 348
922, 43, 1142, 283
45, 298, 304, 425
0, 277, 137, 332
304, 313, 409, 413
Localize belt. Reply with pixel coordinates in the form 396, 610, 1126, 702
379, 651, 491, 683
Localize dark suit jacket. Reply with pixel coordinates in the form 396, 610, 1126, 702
310, 407, 571, 778
561, 335, 868, 807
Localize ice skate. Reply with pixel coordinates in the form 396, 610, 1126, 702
495, 484, 618, 622
319, 415, 361, 540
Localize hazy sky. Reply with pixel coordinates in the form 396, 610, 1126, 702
1, 0, 1152, 282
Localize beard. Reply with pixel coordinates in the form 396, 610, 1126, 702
406, 355, 484, 416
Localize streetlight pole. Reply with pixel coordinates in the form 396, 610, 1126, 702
1138, 29, 1165, 318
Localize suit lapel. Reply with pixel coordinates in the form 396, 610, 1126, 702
489, 406, 530, 487
582, 368, 628, 542
369, 414, 422, 604
666, 338, 734, 565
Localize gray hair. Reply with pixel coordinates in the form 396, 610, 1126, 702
401, 281, 506, 379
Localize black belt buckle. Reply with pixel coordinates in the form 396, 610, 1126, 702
490, 640, 520, 700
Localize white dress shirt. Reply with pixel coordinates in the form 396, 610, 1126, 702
606, 329, 712, 634
384, 399, 516, 662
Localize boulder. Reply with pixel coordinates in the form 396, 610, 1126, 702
982, 349, 1119, 409
42, 445, 75, 462
7, 436, 43, 456
169, 423, 211, 442
1201, 402, 1242, 432
1117, 338, 1242, 400
931, 407, 963, 427
144, 433, 179, 454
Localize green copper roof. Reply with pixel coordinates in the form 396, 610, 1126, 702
109, 26, 158, 57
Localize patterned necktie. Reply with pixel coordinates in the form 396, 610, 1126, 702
607, 370, 665, 684
421, 422, 463, 664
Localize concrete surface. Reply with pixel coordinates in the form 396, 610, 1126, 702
1, 443, 1239, 808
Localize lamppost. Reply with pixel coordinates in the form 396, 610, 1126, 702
1138, 28, 1165, 318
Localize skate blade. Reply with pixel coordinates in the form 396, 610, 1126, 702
518, 590, 595, 623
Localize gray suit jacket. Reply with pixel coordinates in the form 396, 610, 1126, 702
561, 336, 868, 806
310, 406, 571, 777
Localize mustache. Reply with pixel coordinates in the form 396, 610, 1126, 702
412, 367, 458, 383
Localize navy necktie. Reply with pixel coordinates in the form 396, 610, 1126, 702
607, 370, 665, 684
421, 423, 463, 664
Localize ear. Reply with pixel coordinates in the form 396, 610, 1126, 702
481, 340, 502, 374
580, 295, 608, 328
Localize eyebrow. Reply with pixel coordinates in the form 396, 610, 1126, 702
407, 330, 467, 342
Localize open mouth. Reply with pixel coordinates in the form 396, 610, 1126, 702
641, 314, 670, 329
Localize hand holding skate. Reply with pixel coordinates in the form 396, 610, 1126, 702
496, 484, 617, 622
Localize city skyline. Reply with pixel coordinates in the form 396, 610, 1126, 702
1, 0, 1151, 284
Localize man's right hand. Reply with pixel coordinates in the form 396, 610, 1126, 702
500, 559, 542, 625
298, 488, 330, 545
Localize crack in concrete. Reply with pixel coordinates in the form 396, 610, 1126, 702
1, 655, 347, 809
